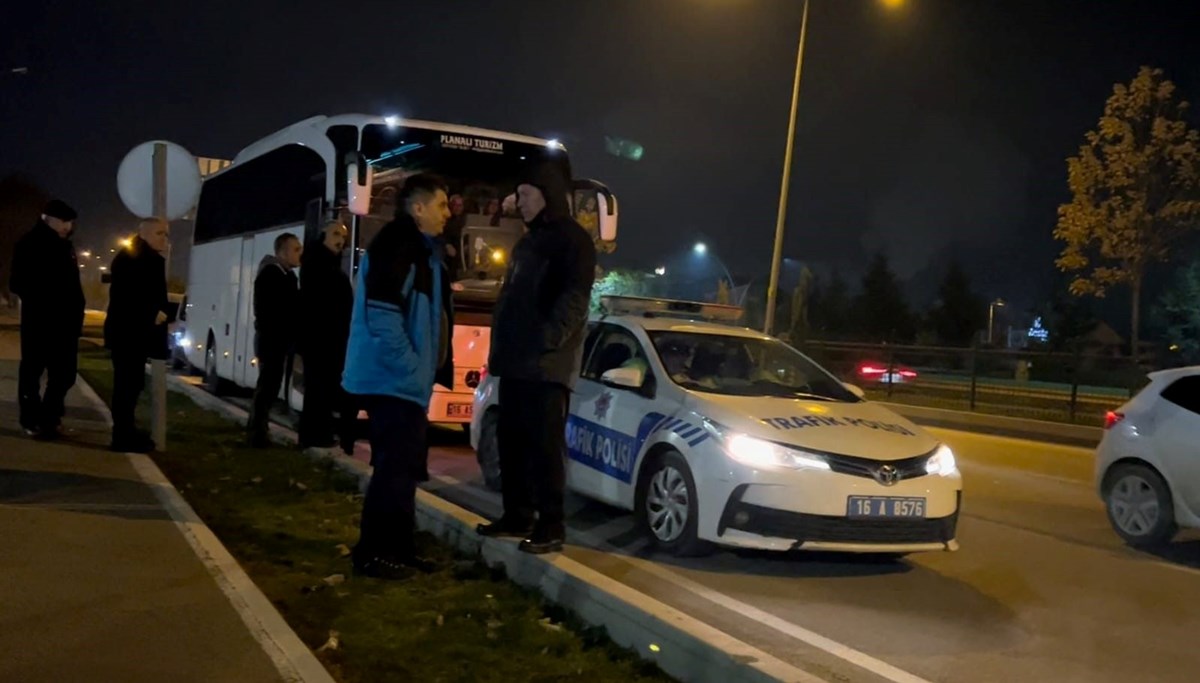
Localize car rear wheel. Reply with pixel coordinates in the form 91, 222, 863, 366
1104, 463, 1177, 548
636, 450, 712, 557
475, 409, 502, 492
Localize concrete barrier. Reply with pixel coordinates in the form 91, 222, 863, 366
880, 401, 1104, 448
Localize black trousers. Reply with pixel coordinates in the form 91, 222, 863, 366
298, 352, 353, 448
355, 396, 428, 561
497, 378, 569, 535
111, 350, 148, 438
248, 347, 289, 439
18, 330, 77, 431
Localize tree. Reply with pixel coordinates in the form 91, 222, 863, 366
1054, 66, 1200, 354
1152, 261, 1200, 364
852, 253, 916, 343
787, 266, 814, 343
927, 261, 986, 346
809, 269, 852, 340
590, 268, 649, 313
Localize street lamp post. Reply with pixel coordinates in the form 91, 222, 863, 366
693, 241, 735, 293
761, 0, 903, 335
988, 298, 1006, 346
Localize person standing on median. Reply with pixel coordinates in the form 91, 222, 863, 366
477, 162, 597, 554
343, 173, 454, 579
103, 218, 172, 453
247, 233, 302, 448
298, 221, 354, 451
9, 199, 85, 440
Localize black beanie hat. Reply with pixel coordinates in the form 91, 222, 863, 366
43, 199, 78, 222
516, 161, 572, 220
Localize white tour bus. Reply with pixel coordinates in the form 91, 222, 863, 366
184, 113, 617, 431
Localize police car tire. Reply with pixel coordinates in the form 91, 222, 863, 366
476, 409, 503, 492
636, 450, 713, 557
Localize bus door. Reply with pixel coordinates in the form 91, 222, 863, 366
233, 235, 258, 386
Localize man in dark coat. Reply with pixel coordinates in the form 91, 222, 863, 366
477, 161, 597, 554
9, 199, 85, 439
104, 218, 171, 453
298, 221, 354, 450
247, 233, 302, 447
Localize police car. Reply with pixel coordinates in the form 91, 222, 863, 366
470, 296, 962, 556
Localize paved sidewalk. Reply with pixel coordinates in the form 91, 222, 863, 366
0, 320, 289, 683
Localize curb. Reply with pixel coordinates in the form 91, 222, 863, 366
880, 402, 1104, 448
166, 374, 826, 683
74, 373, 336, 683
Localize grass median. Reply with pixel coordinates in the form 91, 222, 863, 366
77, 345, 671, 683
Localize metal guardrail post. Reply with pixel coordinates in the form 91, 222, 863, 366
1068, 344, 1081, 423
968, 345, 978, 412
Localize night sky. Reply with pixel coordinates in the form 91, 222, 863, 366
4, 0, 1200, 323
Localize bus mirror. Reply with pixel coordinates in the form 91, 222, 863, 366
572, 179, 618, 245
345, 152, 373, 217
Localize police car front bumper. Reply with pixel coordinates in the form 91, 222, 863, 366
700, 469, 961, 553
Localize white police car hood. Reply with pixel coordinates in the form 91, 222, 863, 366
690, 394, 938, 460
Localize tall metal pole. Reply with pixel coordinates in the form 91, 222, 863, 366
151, 143, 168, 451
763, 0, 810, 335
987, 303, 996, 346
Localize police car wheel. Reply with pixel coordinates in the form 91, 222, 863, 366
637, 451, 712, 557
476, 409, 502, 492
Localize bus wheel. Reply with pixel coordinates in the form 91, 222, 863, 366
203, 333, 223, 395
475, 409, 502, 492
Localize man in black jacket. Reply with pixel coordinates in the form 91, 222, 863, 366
9, 199, 85, 439
104, 218, 171, 453
477, 162, 597, 554
298, 221, 353, 450
247, 233, 302, 447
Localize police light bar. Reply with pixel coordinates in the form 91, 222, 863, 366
599, 295, 743, 323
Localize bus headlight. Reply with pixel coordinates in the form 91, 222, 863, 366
925, 444, 958, 476
704, 420, 830, 471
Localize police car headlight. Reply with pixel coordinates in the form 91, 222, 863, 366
925, 444, 958, 476
705, 421, 830, 471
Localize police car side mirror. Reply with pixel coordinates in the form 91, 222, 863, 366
602, 366, 644, 390
843, 382, 866, 400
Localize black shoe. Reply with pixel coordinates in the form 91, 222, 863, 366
519, 528, 565, 555
111, 435, 155, 454
21, 424, 40, 438
33, 424, 62, 442
247, 432, 271, 449
477, 517, 535, 538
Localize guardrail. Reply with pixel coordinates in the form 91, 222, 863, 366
797, 341, 1147, 426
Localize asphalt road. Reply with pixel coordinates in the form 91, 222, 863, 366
409, 425, 1199, 683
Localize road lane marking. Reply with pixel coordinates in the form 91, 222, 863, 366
432, 473, 934, 683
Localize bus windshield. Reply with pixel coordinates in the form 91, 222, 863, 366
356, 124, 572, 304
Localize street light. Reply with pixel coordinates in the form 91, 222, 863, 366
762, 0, 905, 335
693, 242, 707, 255
692, 241, 736, 299
988, 298, 1007, 346
654, 266, 666, 276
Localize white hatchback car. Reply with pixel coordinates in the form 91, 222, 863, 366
1095, 366, 1200, 547
470, 296, 963, 556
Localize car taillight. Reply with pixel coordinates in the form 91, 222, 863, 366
899, 369, 918, 378
1104, 411, 1125, 430
480, 364, 488, 381
859, 365, 886, 376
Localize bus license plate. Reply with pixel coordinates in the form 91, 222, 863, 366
447, 403, 473, 418
847, 496, 926, 518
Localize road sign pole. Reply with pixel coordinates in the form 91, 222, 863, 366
151, 142, 168, 452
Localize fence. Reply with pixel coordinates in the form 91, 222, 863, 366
796, 341, 1148, 426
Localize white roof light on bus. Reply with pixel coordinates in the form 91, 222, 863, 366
384, 115, 401, 128
546, 138, 561, 149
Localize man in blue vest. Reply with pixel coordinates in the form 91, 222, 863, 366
343, 173, 453, 579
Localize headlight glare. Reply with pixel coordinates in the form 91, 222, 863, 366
926, 444, 958, 476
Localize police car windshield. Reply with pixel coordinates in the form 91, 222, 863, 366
648, 332, 857, 402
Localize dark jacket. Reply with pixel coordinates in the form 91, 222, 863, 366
342, 214, 454, 405
104, 236, 169, 359
9, 221, 85, 339
488, 164, 597, 389
253, 255, 299, 356
298, 239, 353, 363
